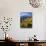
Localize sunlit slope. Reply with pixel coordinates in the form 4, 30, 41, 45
20, 17, 32, 28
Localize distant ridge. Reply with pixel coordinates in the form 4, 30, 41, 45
21, 16, 32, 20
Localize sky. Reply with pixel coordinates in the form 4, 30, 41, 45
20, 12, 32, 17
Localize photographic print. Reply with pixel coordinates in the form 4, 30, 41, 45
20, 12, 32, 28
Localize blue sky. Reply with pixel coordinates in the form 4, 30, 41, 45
20, 12, 32, 16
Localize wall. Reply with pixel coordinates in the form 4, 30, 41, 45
0, 0, 46, 40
